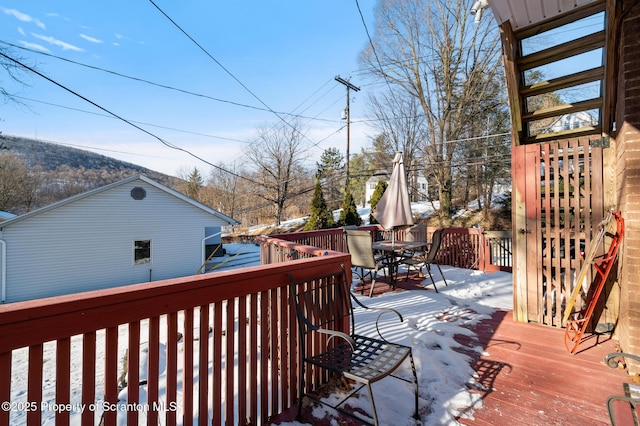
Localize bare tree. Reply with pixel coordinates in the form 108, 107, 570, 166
366, 90, 426, 202
0, 47, 31, 107
359, 0, 503, 221
0, 152, 38, 214
205, 162, 245, 219
246, 121, 308, 225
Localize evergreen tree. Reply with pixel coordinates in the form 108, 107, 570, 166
369, 180, 388, 224
304, 176, 334, 230
316, 147, 344, 210
185, 167, 204, 201
338, 184, 362, 226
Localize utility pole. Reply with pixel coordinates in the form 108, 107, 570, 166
335, 76, 360, 184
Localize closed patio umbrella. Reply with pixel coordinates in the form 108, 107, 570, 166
373, 151, 414, 243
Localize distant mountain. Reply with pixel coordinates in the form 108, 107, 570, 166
0, 134, 175, 186
0, 134, 180, 214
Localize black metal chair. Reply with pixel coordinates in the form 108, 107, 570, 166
605, 352, 640, 425
402, 228, 448, 292
289, 266, 419, 426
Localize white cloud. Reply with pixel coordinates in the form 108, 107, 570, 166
17, 27, 25, 36
31, 33, 84, 52
79, 34, 103, 44
18, 40, 50, 53
2, 8, 46, 30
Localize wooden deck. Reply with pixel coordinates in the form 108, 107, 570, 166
269, 272, 632, 425
456, 310, 628, 425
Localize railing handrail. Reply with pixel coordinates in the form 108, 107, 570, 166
0, 256, 341, 350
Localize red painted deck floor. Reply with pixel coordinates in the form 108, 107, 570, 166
269, 273, 633, 425
455, 310, 630, 425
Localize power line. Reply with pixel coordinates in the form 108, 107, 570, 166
147, 0, 296, 132
147, 1, 359, 169
0, 50, 268, 188
12, 95, 251, 145
0, 40, 342, 125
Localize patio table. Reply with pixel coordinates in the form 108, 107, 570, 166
372, 240, 428, 289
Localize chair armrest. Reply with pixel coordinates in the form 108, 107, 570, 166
350, 292, 404, 342
606, 352, 640, 369
316, 328, 357, 351
297, 312, 358, 351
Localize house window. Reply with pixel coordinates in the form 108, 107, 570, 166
134, 240, 151, 265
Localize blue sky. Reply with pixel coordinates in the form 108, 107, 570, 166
0, 1, 376, 176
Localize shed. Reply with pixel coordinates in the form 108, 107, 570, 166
0, 175, 239, 303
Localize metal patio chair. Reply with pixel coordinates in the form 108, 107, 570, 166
402, 228, 448, 292
344, 229, 389, 297
606, 352, 640, 425
289, 267, 419, 426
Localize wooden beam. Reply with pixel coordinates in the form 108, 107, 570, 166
500, 20, 524, 146
523, 126, 603, 143
522, 98, 603, 121
518, 31, 605, 71
520, 66, 604, 97
602, 0, 621, 136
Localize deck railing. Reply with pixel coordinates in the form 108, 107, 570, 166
0, 226, 512, 426
0, 247, 351, 426
267, 226, 513, 273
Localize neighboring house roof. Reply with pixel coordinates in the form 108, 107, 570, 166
367, 171, 390, 183
0, 174, 239, 229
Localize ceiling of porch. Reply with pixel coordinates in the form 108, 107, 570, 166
487, 0, 600, 30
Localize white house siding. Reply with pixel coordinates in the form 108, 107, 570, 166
1, 179, 232, 303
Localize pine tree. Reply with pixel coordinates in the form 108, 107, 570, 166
304, 177, 335, 230
338, 184, 362, 226
316, 147, 344, 210
369, 180, 388, 224
185, 167, 204, 201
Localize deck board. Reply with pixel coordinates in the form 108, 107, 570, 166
457, 310, 629, 425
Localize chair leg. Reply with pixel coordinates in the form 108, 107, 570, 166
435, 263, 448, 287
409, 350, 420, 420
368, 275, 377, 298
366, 382, 380, 426
297, 363, 306, 420
425, 265, 438, 293
405, 261, 423, 281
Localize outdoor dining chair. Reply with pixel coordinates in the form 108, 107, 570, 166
289, 266, 419, 426
344, 229, 389, 297
403, 228, 448, 292
402, 223, 428, 259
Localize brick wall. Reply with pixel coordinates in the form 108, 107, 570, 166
617, 2, 640, 373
